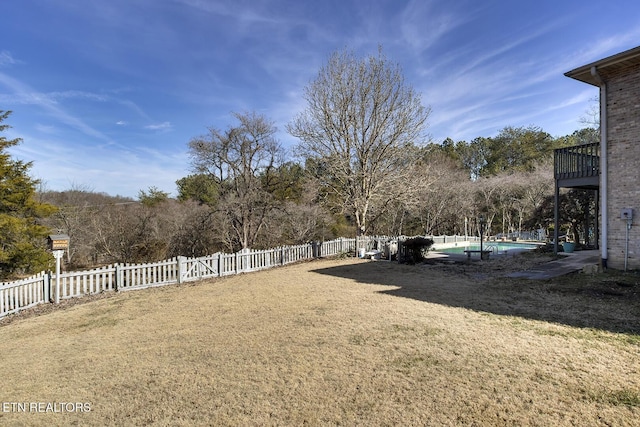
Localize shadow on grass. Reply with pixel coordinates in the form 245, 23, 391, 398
311, 258, 640, 337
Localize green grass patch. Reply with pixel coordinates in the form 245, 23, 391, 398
591, 389, 640, 407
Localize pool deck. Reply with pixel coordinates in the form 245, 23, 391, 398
423, 249, 601, 280
505, 250, 601, 280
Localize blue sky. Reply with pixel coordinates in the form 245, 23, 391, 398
2, 0, 639, 198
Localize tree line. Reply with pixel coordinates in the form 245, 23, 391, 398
1, 48, 598, 278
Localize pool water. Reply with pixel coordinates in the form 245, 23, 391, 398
436, 242, 538, 254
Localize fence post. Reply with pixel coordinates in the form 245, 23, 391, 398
177, 257, 185, 284
243, 248, 251, 272
44, 272, 51, 303
217, 253, 223, 277
52, 250, 63, 304
54, 272, 60, 305
114, 264, 120, 291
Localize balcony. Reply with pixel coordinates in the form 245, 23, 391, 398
554, 142, 600, 189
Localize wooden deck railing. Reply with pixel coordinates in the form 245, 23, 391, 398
554, 142, 600, 180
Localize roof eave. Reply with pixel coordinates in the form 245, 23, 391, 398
564, 67, 599, 86
565, 45, 640, 86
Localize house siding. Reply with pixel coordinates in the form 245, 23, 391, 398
603, 64, 640, 269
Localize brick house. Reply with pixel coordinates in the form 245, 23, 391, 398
562, 45, 640, 270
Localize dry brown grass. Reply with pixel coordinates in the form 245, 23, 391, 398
1, 253, 639, 426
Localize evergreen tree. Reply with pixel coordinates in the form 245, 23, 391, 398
483, 126, 553, 176
176, 174, 219, 206
0, 110, 57, 278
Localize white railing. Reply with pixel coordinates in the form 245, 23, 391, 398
429, 235, 480, 244
0, 235, 468, 320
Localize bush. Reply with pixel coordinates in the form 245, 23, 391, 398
398, 237, 434, 264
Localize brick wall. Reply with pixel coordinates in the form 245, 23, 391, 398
603, 64, 640, 269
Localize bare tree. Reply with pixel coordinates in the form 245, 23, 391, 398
413, 153, 473, 236
188, 111, 283, 250
508, 162, 554, 235
474, 176, 502, 235
287, 47, 431, 235
169, 202, 219, 257
39, 187, 136, 267
262, 176, 333, 246
580, 96, 600, 130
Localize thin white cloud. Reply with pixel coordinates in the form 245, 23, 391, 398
144, 121, 172, 131
10, 126, 188, 198
49, 90, 109, 102
398, 0, 471, 52
0, 72, 111, 142
551, 26, 640, 77
118, 99, 152, 121
34, 124, 58, 134
454, 20, 566, 80
544, 89, 595, 112
116, 120, 127, 125
0, 88, 110, 105
0, 51, 20, 67
176, 0, 280, 25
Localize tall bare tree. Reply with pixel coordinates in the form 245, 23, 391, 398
188, 111, 282, 250
287, 48, 430, 235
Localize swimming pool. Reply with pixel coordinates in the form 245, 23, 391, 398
436, 242, 539, 254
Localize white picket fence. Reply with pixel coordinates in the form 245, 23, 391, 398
0, 235, 472, 320
0, 236, 369, 319
0, 272, 50, 318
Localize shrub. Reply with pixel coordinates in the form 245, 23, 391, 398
398, 237, 434, 264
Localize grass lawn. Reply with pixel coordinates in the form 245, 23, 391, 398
1, 253, 639, 426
